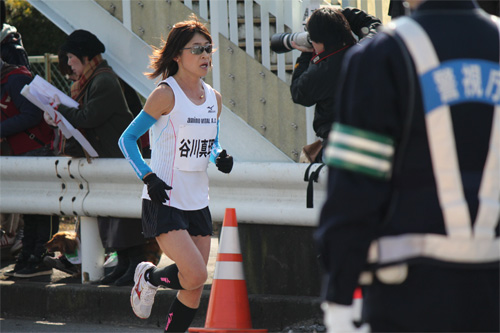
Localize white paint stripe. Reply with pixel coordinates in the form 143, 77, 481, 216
331, 131, 394, 157
325, 146, 391, 172
213, 261, 245, 280
474, 105, 500, 239
218, 226, 242, 254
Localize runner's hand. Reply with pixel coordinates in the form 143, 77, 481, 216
216, 150, 233, 174
143, 173, 172, 204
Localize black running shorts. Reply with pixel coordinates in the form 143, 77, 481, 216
141, 199, 213, 238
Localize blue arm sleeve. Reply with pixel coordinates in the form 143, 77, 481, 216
118, 110, 156, 180
209, 119, 223, 164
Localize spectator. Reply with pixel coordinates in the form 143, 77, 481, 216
0, 0, 30, 70
1, 58, 58, 278
290, 6, 380, 162
0, 0, 34, 268
316, 0, 499, 332
119, 16, 233, 332
47, 30, 155, 286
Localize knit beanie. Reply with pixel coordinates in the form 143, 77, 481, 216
60, 30, 105, 61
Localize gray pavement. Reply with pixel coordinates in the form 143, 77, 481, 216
0, 317, 161, 332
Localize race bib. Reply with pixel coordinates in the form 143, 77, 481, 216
175, 124, 217, 171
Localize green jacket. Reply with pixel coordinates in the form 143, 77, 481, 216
58, 61, 134, 158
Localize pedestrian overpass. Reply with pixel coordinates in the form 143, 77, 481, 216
27, 0, 390, 163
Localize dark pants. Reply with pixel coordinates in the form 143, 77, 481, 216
97, 217, 146, 251
21, 214, 59, 259
363, 264, 500, 332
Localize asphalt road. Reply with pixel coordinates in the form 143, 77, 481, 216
0, 317, 162, 333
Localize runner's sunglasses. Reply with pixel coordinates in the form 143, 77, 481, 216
182, 44, 213, 55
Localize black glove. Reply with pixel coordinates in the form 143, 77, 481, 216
143, 173, 172, 204
216, 149, 233, 174
342, 7, 381, 41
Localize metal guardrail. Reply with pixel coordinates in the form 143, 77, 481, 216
1, 156, 327, 282
0, 156, 327, 226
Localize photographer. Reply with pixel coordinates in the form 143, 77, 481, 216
290, 7, 380, 161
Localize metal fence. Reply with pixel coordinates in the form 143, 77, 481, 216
28, 54, 71, 95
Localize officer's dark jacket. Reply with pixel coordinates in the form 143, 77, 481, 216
315, 0, 499, 305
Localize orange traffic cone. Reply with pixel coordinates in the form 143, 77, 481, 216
189, 208, 267, 333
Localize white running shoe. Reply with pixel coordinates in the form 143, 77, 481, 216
130, 261, 158, 319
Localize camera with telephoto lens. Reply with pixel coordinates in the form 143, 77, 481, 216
270, 32, 312, 53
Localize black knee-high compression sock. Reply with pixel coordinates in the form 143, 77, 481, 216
164, 297, 198, 332
146, 264, 184, 289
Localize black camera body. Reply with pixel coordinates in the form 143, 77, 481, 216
270, 32, 312, 53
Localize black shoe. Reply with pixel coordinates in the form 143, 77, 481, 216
113, 270, 134, 286
96, 252, 129, 285
4, 252, 28, 276
98, 266, 127, 285
43, 256, 79, 276
14, 255, 52, 278
114, 257, 145, 286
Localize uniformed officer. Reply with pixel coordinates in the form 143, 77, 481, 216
315, 0, 500, 332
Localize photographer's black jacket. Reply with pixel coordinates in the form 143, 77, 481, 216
291, 47, 348, 139
316, 0, 500, 307
290, 8, 381, 139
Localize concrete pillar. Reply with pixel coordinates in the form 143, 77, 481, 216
80, 216, 104, 283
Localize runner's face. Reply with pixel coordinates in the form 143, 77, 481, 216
177, 33, 212, 77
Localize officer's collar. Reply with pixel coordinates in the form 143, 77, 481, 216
416, 0, 477, 13
311, 44, 352, 64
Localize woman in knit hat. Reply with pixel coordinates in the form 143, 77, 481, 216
45, 29, 158, 286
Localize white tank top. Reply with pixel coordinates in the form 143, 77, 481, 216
141, 76, 218, 210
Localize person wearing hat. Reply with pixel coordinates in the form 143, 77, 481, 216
51, 29, 132, 158
45, 29, 158, 286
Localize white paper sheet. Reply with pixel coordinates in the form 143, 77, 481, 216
20, 76, 99, 157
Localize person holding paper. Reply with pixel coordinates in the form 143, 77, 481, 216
49, 30, 133, 158
47, 29, 156, 286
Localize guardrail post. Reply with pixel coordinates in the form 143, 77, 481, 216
80, 216, 104, 283
44, 53, 51, 82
